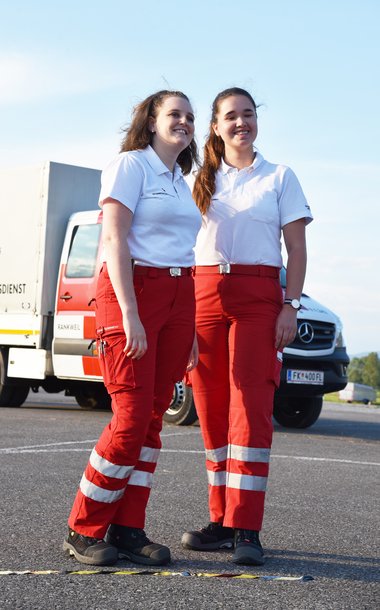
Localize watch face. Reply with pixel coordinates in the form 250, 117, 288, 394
291, 299, 301, 309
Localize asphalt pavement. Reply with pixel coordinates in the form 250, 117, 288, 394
0, 393, 379, 609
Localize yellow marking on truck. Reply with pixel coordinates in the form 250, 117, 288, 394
0, 329, 40, 335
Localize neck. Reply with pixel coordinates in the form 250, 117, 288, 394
223, 147, 255, 170
151, 141, 180, 172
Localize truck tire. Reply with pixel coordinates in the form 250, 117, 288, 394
74, 385, 111, 410
0, 349, 29, 407
273, 395, 323, 429
163, 381, 198, 425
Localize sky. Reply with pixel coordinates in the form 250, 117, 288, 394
0, 0, 379, 356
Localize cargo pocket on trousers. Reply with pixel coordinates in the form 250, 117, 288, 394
97, 333, 136, 390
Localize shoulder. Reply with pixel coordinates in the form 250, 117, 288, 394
103, 150, 146, 176
258, 155, 294, 178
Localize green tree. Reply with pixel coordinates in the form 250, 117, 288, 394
362, 352, 380, 389
348, 357, 365, 384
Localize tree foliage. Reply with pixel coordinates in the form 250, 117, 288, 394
348, 352, 380, 388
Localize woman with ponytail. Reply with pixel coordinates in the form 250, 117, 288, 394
182, 87, 313, 566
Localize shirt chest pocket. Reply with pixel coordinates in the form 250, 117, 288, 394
248, 190, 278, 223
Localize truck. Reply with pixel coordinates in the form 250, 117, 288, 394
0, 161, 350, 428
339, 382, 377, 405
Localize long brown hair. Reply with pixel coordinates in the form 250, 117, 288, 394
120, 90, 199, 175
193, 87, 257, 213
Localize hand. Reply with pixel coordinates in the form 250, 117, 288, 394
122, 311, 147, 359
186, 334, 199, 372
275, 307, 298, 350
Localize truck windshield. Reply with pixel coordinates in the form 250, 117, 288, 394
66, 223, 101, 278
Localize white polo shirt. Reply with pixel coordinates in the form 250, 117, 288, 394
99, 146, 202, 267
194, 152, 313, 268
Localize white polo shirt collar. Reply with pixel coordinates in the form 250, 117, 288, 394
144, 145, 183, 182
220, 150, 264, 175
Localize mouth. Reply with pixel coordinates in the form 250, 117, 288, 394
234, 130, 250, 136
173, 128, 188, 135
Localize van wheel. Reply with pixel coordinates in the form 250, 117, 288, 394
163, 381, 198, 426
0, 349, 29, 407
74, 385, 111, 410
273, 395, 323, 429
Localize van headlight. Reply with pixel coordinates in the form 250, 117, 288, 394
335, 330, 345, 348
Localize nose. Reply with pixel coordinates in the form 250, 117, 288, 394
236, 115, 246, 126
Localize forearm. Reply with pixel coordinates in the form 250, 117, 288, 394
285, 243, 307, 300
104, 237, 138, 315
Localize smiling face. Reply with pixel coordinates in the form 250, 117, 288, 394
213, 94, 258, 155
149, 95, 195, 156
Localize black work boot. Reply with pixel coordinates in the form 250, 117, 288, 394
181, 522, 234, 550
105, 524, 171, 566
63, 527, 118, 566
232, 529, 265, 565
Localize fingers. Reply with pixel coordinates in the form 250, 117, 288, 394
275, 322, 297, 349
124, 335, 147, 359
186, 336, 199, 372
275, 329, 296, 350
275, 308, 298, 349
186, 353, 198, 372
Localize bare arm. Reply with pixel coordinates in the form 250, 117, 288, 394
102, 198, 147, 359
275, 218, 307, 350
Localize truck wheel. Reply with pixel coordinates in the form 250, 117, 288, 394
163, 381, 198, 426
273, 395, 323, 429
7, 385, 30, 407
74, 385, 111, 410
0, 349, 29, 407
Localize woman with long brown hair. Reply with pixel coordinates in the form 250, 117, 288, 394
182, 87, 313, 565
64, 90, 201, 566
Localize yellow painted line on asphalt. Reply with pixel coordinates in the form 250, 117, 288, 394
0, 569, 313, 580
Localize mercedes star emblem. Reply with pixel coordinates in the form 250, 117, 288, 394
298, 322, 314, 344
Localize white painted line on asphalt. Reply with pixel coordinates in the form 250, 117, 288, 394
271, 454, 380, 466
0, 443, 379, 466
0, 439, 98, 451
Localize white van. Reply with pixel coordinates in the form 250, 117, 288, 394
339, 382, 376, 405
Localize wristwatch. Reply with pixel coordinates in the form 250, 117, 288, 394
284, 298, 301, 310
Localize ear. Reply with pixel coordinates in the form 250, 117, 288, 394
212, 122, 219, 137
148, 116, 156, 133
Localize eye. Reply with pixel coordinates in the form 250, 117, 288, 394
187, 115, 195, 123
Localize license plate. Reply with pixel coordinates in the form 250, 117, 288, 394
286, 369, 324, 385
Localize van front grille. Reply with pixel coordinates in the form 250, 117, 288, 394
290, 320, 335, 351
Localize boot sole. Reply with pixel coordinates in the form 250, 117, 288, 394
232, 551, 265, 566
117, 549, 171, 566
62, 540, 118, 566
181, 533, 234, 551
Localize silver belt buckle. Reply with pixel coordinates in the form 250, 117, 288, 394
170, 267, 182, 277
219, 263, 231, 274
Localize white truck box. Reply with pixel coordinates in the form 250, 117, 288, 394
0, 162, 101, 349
339, 382, 376, 404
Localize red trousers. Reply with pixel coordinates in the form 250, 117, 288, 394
190, 266, 283, 531
68, 264, 195, 538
